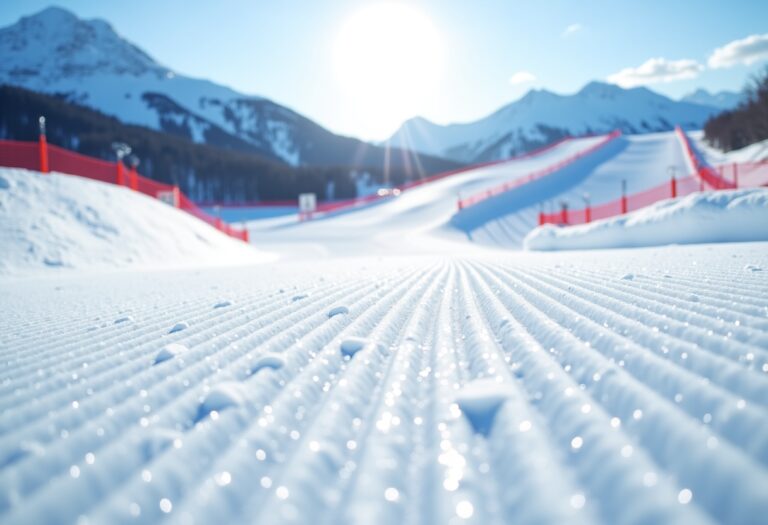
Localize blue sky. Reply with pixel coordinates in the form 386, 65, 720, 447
1, 1, 767, 140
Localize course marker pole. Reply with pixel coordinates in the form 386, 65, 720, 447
38, 116, 49, 174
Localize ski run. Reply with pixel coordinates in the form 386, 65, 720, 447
1, 130, 768, 525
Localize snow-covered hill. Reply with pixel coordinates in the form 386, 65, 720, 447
388, 82, 721, 163
0, 168, 272, 275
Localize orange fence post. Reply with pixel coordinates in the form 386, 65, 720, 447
670, 176, 677, 198
129, 166, 138, 191
38, 116, 49, 174
116, 161, 125, 186
173, 186, 180, 208
733, 163, 739, 188
621, 179, 627, 214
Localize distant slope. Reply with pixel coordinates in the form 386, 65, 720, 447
0, 167, 272, 275
389, 82, 720, 163
0, 6, 460, 177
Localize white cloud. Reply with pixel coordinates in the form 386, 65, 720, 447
607, 57, 703, 88
561, 23, 582, 38
509, 71, 536, 85
708, 33, 768, 68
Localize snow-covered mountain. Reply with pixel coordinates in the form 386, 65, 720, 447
680, 88, 743, 110
0, 7, 402, 168
388, 82, 722, 163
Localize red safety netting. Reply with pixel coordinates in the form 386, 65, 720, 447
714, 161, 768, 188
674, 127, 736, 190
0, 138, 249, 242
540, 175, 704, 226
0, 140, 40, 170
47, 144, 117, 184
177, 193, 249, 242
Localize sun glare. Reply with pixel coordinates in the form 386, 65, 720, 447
333, 3, 443, 140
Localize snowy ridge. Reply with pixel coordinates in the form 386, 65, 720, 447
1, 245, 767, 524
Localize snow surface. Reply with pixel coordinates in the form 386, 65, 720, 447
1, 245, 767, 525
524, 189, 768, 251
0, 168, 272, 275
2, 127, 768, 524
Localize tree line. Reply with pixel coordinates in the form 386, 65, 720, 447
704, 68, 768, 152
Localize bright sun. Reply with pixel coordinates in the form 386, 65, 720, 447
334, 3, 443, 140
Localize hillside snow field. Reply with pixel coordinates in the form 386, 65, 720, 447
0, 168, 271, 275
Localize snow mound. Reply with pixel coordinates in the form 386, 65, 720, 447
196, 382, 249, 422
456, 379, 516, 436
339, 337, 381, 358
168, 321, 189, 334
0, 168, 272, 275
327, 306, 349, 318
249, 353, 286, 374
525, 189, 768, 251
154, 343, 188, 365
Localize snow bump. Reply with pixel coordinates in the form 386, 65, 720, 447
456, 379, 516, 436
249, 354, 286, 374
328, 306, 350, 318
154, 343, 188, 365
196, 382, 249, 422
168, 321, 190, 334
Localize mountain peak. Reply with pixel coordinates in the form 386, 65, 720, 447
25, 5, 79, 24
0, 6, 165, 85
578, 81, 625, 98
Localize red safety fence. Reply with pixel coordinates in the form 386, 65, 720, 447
0, 137, 249, 242
539, 175, 704, 225
457, 130, 623, 209
674, 126, 735, 190
713, 160, 768, 188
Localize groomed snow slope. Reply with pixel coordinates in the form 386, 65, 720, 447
1, 244, 767, 525
445, 131, 694, 248
245, 135, 608, 255
0, 168, 272, 275
524, 189, 768, 251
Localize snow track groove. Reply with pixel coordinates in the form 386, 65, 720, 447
1, 245, 767, 525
